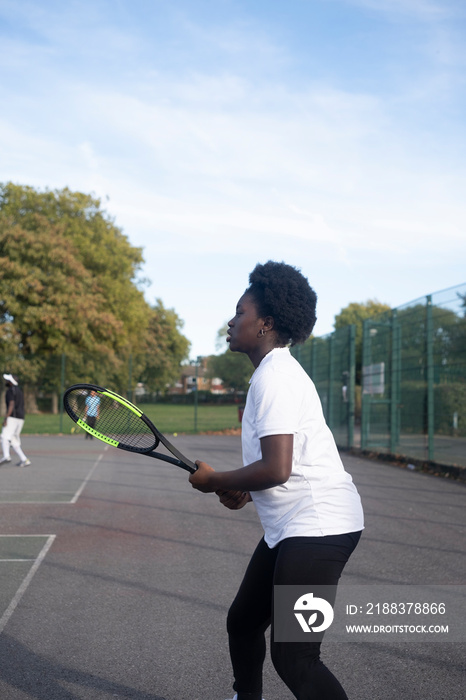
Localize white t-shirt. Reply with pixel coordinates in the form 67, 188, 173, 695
241, 347, 364, 548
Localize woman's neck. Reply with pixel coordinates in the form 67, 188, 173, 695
248, 342, 286, 369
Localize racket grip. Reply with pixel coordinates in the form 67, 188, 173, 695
150, 451, 197, 473
178, 460, 197, 474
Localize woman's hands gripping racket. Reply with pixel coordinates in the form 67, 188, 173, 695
63, 384, 197, 473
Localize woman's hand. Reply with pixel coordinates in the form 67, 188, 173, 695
189, 460, 217, 493
216, 490, 251, 510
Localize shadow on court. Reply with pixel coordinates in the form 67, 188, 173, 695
0, 634, 166, 700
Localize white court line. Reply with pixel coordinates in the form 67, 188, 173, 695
70, 445, 108, 503
0, 445, 109, 505
0, 535, 56, 634
0, 450, 107, 630
0, 494, 81, 505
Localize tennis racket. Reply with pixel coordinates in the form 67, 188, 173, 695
63, 383, 197, 473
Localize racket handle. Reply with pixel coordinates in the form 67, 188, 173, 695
149, 451, 197, 473
176, 459, 197, 474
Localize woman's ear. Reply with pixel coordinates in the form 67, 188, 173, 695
263, 316, 275, 332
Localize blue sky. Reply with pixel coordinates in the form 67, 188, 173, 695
1, 0, 465, 358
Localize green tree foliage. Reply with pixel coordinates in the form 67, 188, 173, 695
460, 292, 466, 314
0, 213, 124, 356
395, 303, 463, 381
334, 300, 391, 382
0, 182, 189, 398
139, 299, 191, 393
208, 323, 252, 394
208, 350, 252, 394
365, 301, 466, 436
334, 300, 392, 346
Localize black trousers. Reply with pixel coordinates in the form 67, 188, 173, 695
85, 416, 97, 439
86, 416, 97, 429
227, 531, 361, 700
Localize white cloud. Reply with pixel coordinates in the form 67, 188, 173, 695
1, 0, 465, 356
2, 51, 464, 265
72, 73, 464, 247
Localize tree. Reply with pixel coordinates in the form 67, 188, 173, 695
208, 350, 252, 394
208, 322, 252, 394
0, 183, 148, 354
0, 182, 190, 406
334, 300, 391, 382
0, 214, 124, 356
395, 303, 463, 381
138, 299, 191, 394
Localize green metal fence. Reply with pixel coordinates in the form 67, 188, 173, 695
2, 283, 465, 466
293, 324, 356, 449
360, 285, 466, 467
293, 283, 466, 469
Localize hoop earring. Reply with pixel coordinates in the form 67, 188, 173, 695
258, 329, 266, 337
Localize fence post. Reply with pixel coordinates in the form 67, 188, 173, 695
59, 352, 66, 433
295, 344, 302, 366
194, 360, 199, 433
361, 320, 370, 450
348, 325, 356, 449
426, 295, 435, 461
390, 310, 400, 453
328, 334, 334, 430
311, 337, 316, 380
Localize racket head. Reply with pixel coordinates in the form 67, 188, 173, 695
63, 384, 159, 453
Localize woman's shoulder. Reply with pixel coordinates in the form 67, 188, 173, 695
253, 348, 313, 390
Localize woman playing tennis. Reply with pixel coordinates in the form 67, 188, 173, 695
189, 261, 364, 700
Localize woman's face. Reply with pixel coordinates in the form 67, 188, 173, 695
226, 293, 264, 354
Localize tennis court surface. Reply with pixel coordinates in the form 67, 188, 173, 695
0, 434, 464, 700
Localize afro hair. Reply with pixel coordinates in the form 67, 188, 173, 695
246, 261, 317, 346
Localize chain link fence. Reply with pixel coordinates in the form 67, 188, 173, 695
293, 325, 356, 450
360, 285, 466, 468
2, 283, 465, 468
292, 283, 466, 470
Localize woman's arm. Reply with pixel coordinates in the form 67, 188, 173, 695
189, 433, 293, 493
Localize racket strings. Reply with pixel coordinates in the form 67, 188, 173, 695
65, 390, 157, 452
